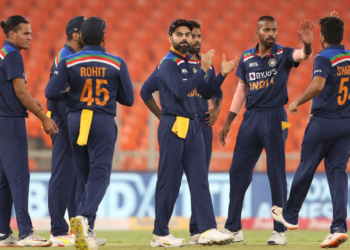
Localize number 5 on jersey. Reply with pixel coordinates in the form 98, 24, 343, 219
338, 77, 350, 106
80, 78, 109, 106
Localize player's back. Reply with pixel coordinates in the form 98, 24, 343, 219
64, 47, 128, 116
312, 45, 350, 118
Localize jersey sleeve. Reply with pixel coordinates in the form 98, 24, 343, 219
4, 51, 25, 81
235, 53, 246, 81
45, 59, 70, 101
312, 56, 330, 80
117, 59, 134, 106
284, 47, 300, 68
140, 65, 159, 103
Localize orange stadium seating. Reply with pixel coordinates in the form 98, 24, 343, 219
1, 0, 350, 172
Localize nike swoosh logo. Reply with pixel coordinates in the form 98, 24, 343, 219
272, 209, 281, 217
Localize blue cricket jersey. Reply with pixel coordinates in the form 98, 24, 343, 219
0, 41, 28, 117
311, 45, 350, 118
236, 43, 299, 109
47, 44, 76, 125
45, 45, 134, 115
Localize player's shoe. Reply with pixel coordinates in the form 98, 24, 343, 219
71, 225, 106, 246
17, 233, 53, 247
189, 234, 200, 245
320, 227, 348, 248
271, 205, 298, 230
0, 234, 18, 247
198, 228, 234, 245
222, 228, 243, 242
88, 231, 106, 246
150, 234, 186, 247
70, 216, 97, 250
50, 234, 75, 247
267, 231, 287, 245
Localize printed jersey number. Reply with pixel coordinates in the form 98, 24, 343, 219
338, 77, 350, 105
80, 79, 109, 106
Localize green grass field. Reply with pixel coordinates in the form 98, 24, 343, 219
12, 230, 349, 249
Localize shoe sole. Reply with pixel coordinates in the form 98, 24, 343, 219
271, 208, 298, 230
150, 240, 185, 247
70, 217, 89, 250
17, 243, 53, 247
199, 238, 232, 246
321, 234, 348, 248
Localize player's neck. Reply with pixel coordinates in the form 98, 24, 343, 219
6, 39, 21, 51
189, 53, 198, 60
258, 43, 273, 57
67, 41, 82, 53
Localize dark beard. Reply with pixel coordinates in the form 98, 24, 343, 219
173, 42, 189, 53
260, 37, 275, 48
188, 44, 200, 54
78, 37, 84, 49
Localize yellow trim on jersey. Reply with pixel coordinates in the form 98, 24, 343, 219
77, 109, 94, 146
171, 116, 189, 139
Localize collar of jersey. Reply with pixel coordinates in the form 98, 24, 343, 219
3, 40, 19, 51
252, 43, 278, 58
321, 44, 345, 51
83, 45, 106, 52
64, 44, 76, 54
170, 46, 187, 59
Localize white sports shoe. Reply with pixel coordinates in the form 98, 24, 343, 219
222, 228, 243, 242
320, 232, 348, 248
189, 234, 200, 245
150, 234, 186, 247
50, 234, 75, 247
0, 234, 18, 247
70, 216, 97, 250
198, 228, 234, 246
267, 231, 287, 245
271, 205, 298, 230
17, 233, 53, 247
71, 227, 106, 246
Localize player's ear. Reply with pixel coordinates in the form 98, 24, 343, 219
101, 35, 106, 47
167, 35, 172, 44
255, 29, 259, 37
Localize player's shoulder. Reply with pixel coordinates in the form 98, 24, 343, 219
275, 44, 294, 55
160, 52, 185, 66
0, 46, 21, 61
242, 47, 255, 62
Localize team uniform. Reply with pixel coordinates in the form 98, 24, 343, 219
47, 44, 78, 238
153, 47, 225, 237
0, 41, 34, 239
140, 55, 222, 237
225, 43, 299, 233
282, 45, 350, 233
45, 45, 134, 229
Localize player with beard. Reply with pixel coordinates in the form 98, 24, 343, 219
219, 16, 313, 245
140, 20, 223, 245
271, 13, 350, 248
149, 19, 237, 247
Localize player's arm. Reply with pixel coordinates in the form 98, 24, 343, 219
289, 56, 329, 114
205, 64, 223, 126
45, 60, 70, 102
219, 79, 248, 147
293, 20, 313, 63
140, 66, 162, 120
13, 78, 58, 135
117, 60, 134, 107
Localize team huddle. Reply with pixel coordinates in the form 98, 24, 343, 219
0, 9, 349, 250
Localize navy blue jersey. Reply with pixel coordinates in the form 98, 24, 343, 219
45, 45, 134, 115
47, 44, 76, 125
236, 43, 299, 109
311, 45, 350, 118
157, 48, 225, 119
0, 41, 27, 117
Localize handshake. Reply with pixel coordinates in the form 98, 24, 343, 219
200, 49, 239, 77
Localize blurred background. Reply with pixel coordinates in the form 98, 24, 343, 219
1, 0, 350, 230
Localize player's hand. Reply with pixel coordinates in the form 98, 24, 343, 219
201, 49, 215, 72
42, 117, 59, 135
34, 98, 43, 109
298, 19, 313, 46
221, 55, 238, 77
219, 124, 230, 147
289, 101, 299, 115
330, 11, 339, 17
65, 87, 70, 93
205, 107, 220, 127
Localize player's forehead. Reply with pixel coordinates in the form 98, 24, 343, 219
173, 26, 191, 34
192, 28, 201, 35
258, 20, 277, 29
19, 23, 32, 32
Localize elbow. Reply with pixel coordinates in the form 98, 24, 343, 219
125, 96, 134, 107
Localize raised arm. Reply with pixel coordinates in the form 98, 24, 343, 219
293, 19, 313, 63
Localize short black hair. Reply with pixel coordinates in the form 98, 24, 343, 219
1, 15, 29, 38
257, 16, 276, 28
188, 20, 201, 30
67, 34, 73, 41
319, 17, 344, 45
83, 35, 102, 46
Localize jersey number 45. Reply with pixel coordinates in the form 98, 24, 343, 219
80, 78, 109, 106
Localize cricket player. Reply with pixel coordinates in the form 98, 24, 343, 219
0, 15, 57, 247
271, 14, 349, 248
46, 16, 134, 250
140, 19, 223, 245
150, 19, 237, 247
219, 16, 313, 244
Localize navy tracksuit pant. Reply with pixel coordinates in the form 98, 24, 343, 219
48, 115, 78, 236
153, 115, 216, 236
68, 112, 117, 229
283, 116, 350, 233
225, 107, 288, 233
0, 117, 33, 238
189, 119, 213, 235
